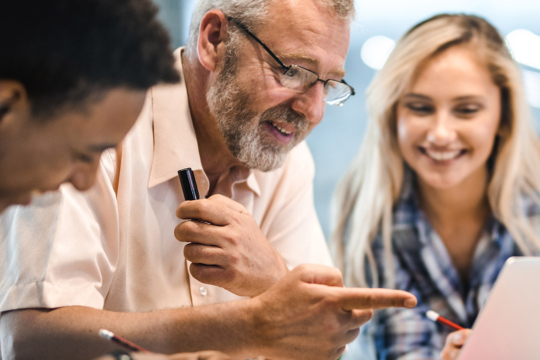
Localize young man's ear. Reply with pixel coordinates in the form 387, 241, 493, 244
197, 10, 230, 72
0, 81, 27, 124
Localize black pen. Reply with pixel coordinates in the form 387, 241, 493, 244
178, 167, 200, 201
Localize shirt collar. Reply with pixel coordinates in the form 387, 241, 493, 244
230, 165, 258, 193
147, 48, 260, 197
394, 165, 506, 248
246, 172, 261, 197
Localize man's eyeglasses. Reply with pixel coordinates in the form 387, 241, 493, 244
228, 17, 355, 106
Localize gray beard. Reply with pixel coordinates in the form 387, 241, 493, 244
207, 65, 311, 172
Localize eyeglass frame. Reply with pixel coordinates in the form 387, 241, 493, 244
226, 17, 356, 104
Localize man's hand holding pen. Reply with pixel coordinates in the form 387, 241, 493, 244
173, 169, 418, 360
175, 195, 289, 297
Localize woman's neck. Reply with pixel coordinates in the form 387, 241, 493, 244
417, 167, 490, 225
416, 167, 491, 283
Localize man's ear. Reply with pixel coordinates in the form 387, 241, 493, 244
0, 81, 28, 125
197, 10, 230, 72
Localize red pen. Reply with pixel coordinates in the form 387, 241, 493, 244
99, 329, 151, 353
426, 310, 464, 331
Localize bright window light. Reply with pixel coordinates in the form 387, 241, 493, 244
505, 29, 540, 70
522, 69, 540, 109
360, 35, 396, 70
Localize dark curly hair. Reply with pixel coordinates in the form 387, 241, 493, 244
0, 0, 180, 118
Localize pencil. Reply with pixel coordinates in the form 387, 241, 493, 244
99, 329, 151, 353
426, 310, 464, 331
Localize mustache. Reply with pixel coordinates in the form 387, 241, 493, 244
258, 105, 309, 132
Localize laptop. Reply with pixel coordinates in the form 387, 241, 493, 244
457, 257, 540, 360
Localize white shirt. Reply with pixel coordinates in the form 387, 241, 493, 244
0, 49, 331, 313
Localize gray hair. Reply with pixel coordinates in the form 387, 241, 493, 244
185, 0, 355, 61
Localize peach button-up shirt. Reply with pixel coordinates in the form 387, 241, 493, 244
0, 49, 331, 314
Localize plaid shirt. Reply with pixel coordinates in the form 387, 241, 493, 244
344, 170, 540, 360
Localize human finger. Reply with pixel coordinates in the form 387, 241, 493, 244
130, 354, 168, 360
206, 194, 249, 215
126, 353, 170, 360
332, 345, 348, 360
130, 352, 231, 360
441, 346, 461, 360
343, 327, 361, 344
187, 351, 231, 360
338, 288, 417, 310
184, 243, 228, 266
446, 329, 471, 347
174, 220, 227, 246
189, 263, 228, 286
176, 199, 231, 225
166, 351, 231, 360
293, 263, 344, 287
349, 309, 374, 328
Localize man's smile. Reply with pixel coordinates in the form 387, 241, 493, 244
263, 121, 296, 145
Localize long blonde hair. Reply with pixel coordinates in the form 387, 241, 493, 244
331, 14, 540, 288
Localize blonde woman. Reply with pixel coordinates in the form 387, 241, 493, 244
332, 14, 540, 360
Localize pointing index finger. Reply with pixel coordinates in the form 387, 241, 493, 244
337, 288, 417, 310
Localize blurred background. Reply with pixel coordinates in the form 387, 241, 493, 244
153, 0, 540, 238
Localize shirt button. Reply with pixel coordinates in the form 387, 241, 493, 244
199, 286, 208, 296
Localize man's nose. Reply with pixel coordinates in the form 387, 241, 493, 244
68, 160, 100, 191
290, 82, 326, 126
427, 112, 457, 145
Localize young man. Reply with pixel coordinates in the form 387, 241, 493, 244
0, 1, 229, 359
0, 1, 417, 359
0, 0, 180, 213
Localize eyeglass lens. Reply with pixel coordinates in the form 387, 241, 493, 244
280, 66, 353, 106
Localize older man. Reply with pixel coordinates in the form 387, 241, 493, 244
0, 0, 416, 359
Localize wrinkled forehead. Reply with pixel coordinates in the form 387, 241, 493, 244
257, 0, 351, 77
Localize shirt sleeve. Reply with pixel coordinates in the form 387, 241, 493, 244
0, 160, 119, 312
256, 141, 333, 268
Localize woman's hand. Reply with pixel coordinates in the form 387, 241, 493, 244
441, 329, 472, 360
